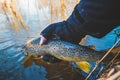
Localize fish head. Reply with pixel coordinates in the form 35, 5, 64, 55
23, 37, 41, 56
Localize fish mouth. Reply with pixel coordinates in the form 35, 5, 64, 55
24, 51, 28, 56
21, 44, 29, 56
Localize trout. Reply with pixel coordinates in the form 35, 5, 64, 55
23, 37, 120, 73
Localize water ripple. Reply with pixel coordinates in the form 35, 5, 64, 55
0, 42, 47, 80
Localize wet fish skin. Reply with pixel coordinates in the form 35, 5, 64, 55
24, 37, 106, 62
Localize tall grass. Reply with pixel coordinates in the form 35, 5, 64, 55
1, 0, 28, 30
60, 0, 66, 20
0, 0, 79, 30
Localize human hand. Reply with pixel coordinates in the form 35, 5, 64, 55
39, 35, 62, 63
39, 35, 47, 45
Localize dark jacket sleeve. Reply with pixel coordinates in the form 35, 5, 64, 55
41, 0, 120, 43
76, 0, 120, 38
40, 5, 86, 44
40, 22, 86, 44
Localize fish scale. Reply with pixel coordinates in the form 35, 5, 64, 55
23, 37, 120, 73
24, 37, 119, 62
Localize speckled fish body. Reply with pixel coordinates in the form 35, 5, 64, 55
24, 37, 118, 62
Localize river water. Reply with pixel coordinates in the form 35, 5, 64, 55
0, 14, 48, 80
0, 13, 120, 80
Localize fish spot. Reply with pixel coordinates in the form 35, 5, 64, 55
59, 43, 61, 45
67, 48, 69, 51
67, 52, 69, 55
73, 49, 76, 51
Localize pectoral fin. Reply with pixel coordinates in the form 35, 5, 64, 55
22, 55, 34, 68
75, 61, 91, 73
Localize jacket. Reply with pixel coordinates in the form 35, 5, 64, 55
41, 0, 120, 44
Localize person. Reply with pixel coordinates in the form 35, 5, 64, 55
39, 0, 120, 62
40, 0, 120, 43
38, 1, 120, 79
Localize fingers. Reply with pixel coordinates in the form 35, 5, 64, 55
40, 35, 47, 45
39, 35, 62, 63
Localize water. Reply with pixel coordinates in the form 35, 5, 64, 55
0, 14, 48, 80
0, 46, 47, 80
0, 13, 120, 80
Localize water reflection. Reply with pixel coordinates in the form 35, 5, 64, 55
0, 16, 48, 80
0, 40, 47, 80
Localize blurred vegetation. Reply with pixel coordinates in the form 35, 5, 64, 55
0, 0, 79, 30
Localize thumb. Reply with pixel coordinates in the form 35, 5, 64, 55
40, 35, 47, 45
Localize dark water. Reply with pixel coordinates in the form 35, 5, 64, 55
0, 15, 120, 80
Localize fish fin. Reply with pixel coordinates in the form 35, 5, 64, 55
75, 61, 91, 73
22, 55, 33, 68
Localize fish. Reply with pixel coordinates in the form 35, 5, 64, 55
23, 37, 120, 73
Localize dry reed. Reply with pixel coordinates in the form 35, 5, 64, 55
1, 0, 28, 30
60, 0, 66, 20
0, 0, 79, 30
